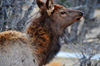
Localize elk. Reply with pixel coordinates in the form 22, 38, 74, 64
0, 0, 83, 66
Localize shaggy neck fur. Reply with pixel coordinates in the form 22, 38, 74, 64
26, 12, 62, 66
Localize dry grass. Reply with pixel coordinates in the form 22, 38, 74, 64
46, 61, 62, 66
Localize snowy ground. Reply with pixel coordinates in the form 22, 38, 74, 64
57, 51, 100, 60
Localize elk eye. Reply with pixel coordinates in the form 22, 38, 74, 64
61, 12, 66, 14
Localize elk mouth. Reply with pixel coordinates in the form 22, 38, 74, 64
75, 16, 83, 21
77, 18, 81, 20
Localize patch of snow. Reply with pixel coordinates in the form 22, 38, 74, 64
56, 51, 100, 60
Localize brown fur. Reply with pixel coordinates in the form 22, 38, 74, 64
0, 0, 83, 66
0, 31, 29, 47
46, 61, 62, 66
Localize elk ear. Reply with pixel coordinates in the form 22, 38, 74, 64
46, 0, 54, 16
36, 0, 45, 9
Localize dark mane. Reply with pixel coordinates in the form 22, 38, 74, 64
26, 11, 61, 65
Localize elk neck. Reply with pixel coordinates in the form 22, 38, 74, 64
26, 16, 61, 65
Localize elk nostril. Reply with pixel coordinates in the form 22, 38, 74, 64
80, 12, 84, 16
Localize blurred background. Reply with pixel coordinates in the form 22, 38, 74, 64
0, 0, 100, 66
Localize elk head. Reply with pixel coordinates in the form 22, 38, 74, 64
36, 0, 84, 35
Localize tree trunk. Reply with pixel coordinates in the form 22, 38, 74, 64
78, 0, 98, 43
69, 0, 79, 43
